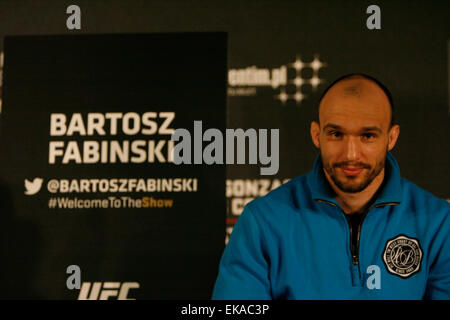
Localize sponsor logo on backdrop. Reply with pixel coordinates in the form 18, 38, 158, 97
228, 54, 327, 105
78, 282, 140, 300
67, 265, 140, 299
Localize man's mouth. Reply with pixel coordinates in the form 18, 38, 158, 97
340, 167, 364, 176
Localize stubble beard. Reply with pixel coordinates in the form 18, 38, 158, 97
323, 155, 386, 193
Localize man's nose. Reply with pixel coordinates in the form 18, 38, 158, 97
345, 136, 361, 161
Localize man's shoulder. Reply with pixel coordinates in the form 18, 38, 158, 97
244, 173, 312, 220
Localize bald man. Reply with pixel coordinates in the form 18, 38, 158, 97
212, 74, 450, 300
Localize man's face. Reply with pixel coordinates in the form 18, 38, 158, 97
311, 78, 399, 193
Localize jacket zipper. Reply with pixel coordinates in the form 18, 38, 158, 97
351, 211, 368, 267
354, 202, 400, 265
316, 199, 400, 273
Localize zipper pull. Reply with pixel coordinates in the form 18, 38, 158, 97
352, 255, 359, 265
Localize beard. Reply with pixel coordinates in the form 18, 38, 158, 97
322, 155, 386, 193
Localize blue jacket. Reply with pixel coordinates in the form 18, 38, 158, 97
212, 152, 450, 299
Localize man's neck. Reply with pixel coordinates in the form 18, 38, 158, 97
324, 168, 385, 214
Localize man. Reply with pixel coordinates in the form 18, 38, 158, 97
212, 74, 450, 299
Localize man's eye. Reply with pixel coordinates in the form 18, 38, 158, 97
330, 131, 342, 137
362, 133, 376, 139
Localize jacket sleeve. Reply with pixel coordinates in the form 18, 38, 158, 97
212, 205, 272, 299
424, 209, 450, 300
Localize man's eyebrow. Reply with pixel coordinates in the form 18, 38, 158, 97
322, 123, 342, 131
322, 123, 382, 133
360, 126, 382, 133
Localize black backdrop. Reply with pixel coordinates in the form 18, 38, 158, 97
0, 0, 448, 299
0, 33, 227, 299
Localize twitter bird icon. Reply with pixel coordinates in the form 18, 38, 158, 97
25, 178, 44, 195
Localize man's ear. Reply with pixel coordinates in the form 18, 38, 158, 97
310, 121, 320, 149
387, 124, 400, 151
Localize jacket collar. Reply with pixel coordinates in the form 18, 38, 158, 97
308, 151, 402, 207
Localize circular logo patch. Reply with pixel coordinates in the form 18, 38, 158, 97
382, 234, 422, 278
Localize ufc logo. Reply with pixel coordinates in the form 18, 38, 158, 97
77, 282, 140, 300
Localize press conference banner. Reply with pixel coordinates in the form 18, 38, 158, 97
0, 33, 227, 299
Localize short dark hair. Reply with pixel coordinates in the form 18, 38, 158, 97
317, 73, 395, 127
